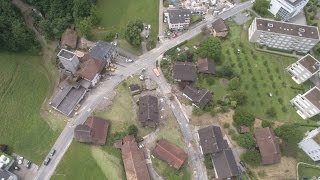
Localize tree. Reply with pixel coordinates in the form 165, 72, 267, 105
265, 107, 277, 118
237, 134, 256, 149
0, 144, 8, 153
197, 37, 222, 63
253, 0, 270, 16
231, 91, 248, 105
127, 125, 138, 136
125, 20, 144, 47
241, 150, 261, 167
233, 109, 255, 128
217, 64, 235, 78
261, 120, 274, 128
77, 17, 92, 38
105, 32, 116, 42
228, 77, 240, 90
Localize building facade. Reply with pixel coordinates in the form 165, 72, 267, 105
57, 49, 80, 74
298, 127, 320, 161
269, 0, 308, 20
166, 9, 191, 31
248, 18, 320, 53
290, 86, 320, 119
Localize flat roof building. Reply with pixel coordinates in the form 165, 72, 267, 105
298, 127, 320, 161
166, 9, 191, 31
269, 0, 308, 21
57, 49, 80, 74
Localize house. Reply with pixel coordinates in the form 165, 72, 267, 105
129, 84, 141, 95
197, 58, 215, 74
166, 9, 191, 31
211, 148, 241, 179
287, 54, 320, 84
290, 86, 320, 119
138, 95, 159, 128
0, 155, 18, 180
0, 169, 18, 180
74, 116, 110, 145
182, 85, 212, 108
153, 139, 187, 170
57, 49, 80, 74
76, 58, 105, 87
121, 135, 151, 180
60, 28, 78, 49
173, 62, 197, 82
88, 41, 118, 67
198, 126, 240, 179
248, 18, 320, 53
298, 127, 320, 161
210, 18, 229, 38
254, 127, 281, 165
198, 126, 229, 155
49, 81, 87, 117
269, 0, 309, 21
239, 126, 250, 134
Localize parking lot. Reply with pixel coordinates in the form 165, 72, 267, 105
11, 153, 38, 180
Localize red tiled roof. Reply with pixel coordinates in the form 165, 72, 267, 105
153, 139, 187, 170
85, 116, 109, 145
76, 58, 105, 81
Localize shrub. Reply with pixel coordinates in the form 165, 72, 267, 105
241, 150, 261, 167
231, 91, 248, 105
228, 77, 240, 90
233, 109, 255, 128
265, 107, 277, 118
228, 129, 236, 135
237, 134, 256, 149
217, 64, 236, 78
127, 125, 138, 136
261, 120, 274, 128
105, 32, 115, 42
223, 123, 230, 129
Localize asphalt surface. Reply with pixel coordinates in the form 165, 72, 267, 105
34, 2, 253, 180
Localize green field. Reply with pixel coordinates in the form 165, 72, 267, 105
0, 52, 59, 163
298, 163, 320, 179
93, 0, 159, 54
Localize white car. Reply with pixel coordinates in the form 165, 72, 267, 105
126, 59, 134, 63
17, 157, 23, 165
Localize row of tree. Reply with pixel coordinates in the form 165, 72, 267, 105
0, 0, 39, 52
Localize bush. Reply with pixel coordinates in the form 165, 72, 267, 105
265, 107, 277, 118
105, 32, 116, 42
223, 123, 230, 129
217, 64, 236, 78
261, 120, 274, 128
237, 134, 256, 149
127, 125, 138, 136
233, 109, 255, 128
230, 91, 248, 105
228, 77, 240, 90
228, 129, 236, 135
241, 150, 261, 167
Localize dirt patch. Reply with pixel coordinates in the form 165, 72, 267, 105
254, 157, 296, 180
219, 78, 229, 87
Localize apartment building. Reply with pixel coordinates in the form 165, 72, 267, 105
287, 54, 320, 84
248, 18, 320, 53
298, 127, 320, 161
290, 86, 320, 119
166, 9, 191, 31
269, 0, 309, 20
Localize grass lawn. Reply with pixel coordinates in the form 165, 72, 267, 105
93, 0, 159, 55
152, 157, 191, 180
0, 52, 59, 163
298, 163, 320, 179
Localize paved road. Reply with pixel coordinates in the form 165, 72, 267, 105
34, 2, 253, 180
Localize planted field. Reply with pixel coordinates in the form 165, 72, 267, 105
0, 52, 58, 163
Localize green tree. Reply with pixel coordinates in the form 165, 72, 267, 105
241, 150, 261, 167
237, 134, 256, 149
228, 77, 240, 90
261, 120, 274, 128
127, 125, 138, 137
231, 91, 248, 105
105, 32, 116, 42
197, 37, 222, 63
253, 0, 270, 16
265, 107, 277, 118
125, 20, 144, 47
77, 17, 92, 38
217, 64, 235, 78
233, 109, 255, 128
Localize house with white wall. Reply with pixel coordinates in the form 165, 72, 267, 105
269, 0, 308, 20
299, 127, 320, 161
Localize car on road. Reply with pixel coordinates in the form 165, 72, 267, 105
43, 158, 51, 166
50, 149, 56, 156
26, 160, 32, 169
14, 166, 20, 171
126, 58, 134, 63
239, 160, 246, 169
17, 157, 23, 165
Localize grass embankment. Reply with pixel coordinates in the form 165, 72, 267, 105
0, 52, 59, 163
93, 0, 159, 55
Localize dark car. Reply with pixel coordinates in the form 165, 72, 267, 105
43, 158, 51, 166
239, 160, 246, 169
50, 149, 56, 156
26, 160, 32, 169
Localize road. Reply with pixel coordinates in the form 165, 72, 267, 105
34, 2, 253, 180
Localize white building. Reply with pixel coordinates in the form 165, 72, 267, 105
299, 127, 320, 161
57, 49, 79, 74
287, 54, 320, 84
290, 86, 320, 119
269, 0, 308, 20
248, 18, 320, 53
166, 9, 191, 31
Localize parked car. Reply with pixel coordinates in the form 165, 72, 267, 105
126, 58, 134, 63
25, 160, 32, 169
43, 158, 51, 166
17, 157, 23, 165
14, 166, 20, 171
239, 160, 246, 169
50, 149, 56, 156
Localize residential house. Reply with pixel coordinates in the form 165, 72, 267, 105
210, 18, 229, 38
298, 127, 320, 161
166, 9, 191, 31
120, 135, 151, 180
153, 139, 187, 170
57, 49, 80, 74
197, 58, 215, 74
138, 95, 159, 128
76, 58, 105, 87
269, 0, 309, 21
74, 116, 110, 145
248, 18, 320, 53
290, 86, 320, 119
182, 85, 212, 108
287, 54, 320, 84
0, 155, 18, 180
129, 84, 141, 95
173, 62, 197, 82
198, 126, 240, 179
60, 28, 78, 49
88, 41, 118, 67
254, 127, 281, 165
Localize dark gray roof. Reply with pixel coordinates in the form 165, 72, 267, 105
304, 87, 320, 112
212, 18, 229, 32
167, 9, 191, 24
74, 125, 92, 143
0, 169, 18, 180
173, 62, 197, 81
211, 149, 240, 179
298, 54, 320, 74
285, 0, 305, 6
198, 126, 229, 155
255, 18, 319, 39
138, 95, 159, 128
183, 86, 212, 108
89, 41, 116, 62
129, 84, 140, 92
58, 49, 75, 59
